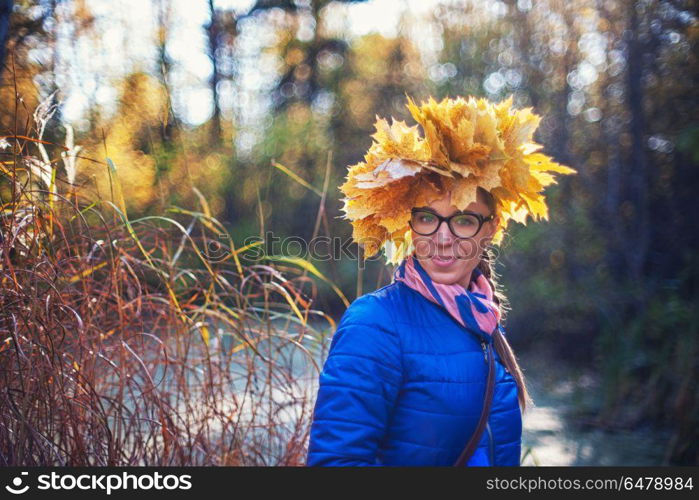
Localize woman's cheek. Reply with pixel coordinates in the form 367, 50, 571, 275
413, 236, 434, 257
456, 239, 479, 260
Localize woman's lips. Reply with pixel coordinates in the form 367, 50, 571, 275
431, 255, 456, 268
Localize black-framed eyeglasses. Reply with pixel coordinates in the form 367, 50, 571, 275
409, 208, 495, 239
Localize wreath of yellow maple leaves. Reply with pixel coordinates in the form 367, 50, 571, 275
339, 94, 577, 265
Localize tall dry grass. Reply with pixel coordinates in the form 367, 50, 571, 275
0, 93, 336, 466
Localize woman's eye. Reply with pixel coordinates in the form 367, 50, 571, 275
454, 216, 474, 226
419, 214, 435, 223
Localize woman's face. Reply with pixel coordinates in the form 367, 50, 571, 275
410, 190, 499, 287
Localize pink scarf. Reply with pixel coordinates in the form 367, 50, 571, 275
393, 254, 501, 338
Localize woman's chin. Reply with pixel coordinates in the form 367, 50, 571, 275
422, 261, 470, 285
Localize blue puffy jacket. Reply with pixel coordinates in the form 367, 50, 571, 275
306, 280, 522, 466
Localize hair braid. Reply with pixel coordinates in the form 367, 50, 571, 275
477, 248, 532, 412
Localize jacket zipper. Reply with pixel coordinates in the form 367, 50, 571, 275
486, 421, 495, 465
481, 339, 495, 465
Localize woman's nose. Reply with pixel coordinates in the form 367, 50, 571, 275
434, 220, 454, 244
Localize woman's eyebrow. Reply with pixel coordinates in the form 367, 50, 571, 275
414, 207, 480, 216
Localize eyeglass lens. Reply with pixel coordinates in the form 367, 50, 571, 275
410, 210, 482, 238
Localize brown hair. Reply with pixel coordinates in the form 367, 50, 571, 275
476, 187, 533, 413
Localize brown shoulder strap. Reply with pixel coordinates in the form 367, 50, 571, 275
453, 342, 496, 466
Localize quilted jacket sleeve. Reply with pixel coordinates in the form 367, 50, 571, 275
306, 293, 403, 466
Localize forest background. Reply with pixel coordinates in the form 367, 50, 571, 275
0, 0, 697, 465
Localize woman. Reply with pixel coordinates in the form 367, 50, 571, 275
306, 95, 576, 466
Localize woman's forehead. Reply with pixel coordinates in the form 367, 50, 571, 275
415, 196, 490, 216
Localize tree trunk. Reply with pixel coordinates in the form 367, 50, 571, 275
155, 0, 177, 143
625, 0, 650, 301
556, 3, 578, 285
0, 0, 12, 77
206, 0, 222, 145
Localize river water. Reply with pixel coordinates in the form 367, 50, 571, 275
518, 351, 671, 466
192, 318, 671, 465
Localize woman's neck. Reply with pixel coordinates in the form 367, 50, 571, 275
457, 269, 474, 289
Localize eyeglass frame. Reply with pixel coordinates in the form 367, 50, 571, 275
409, 207, 496, 239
